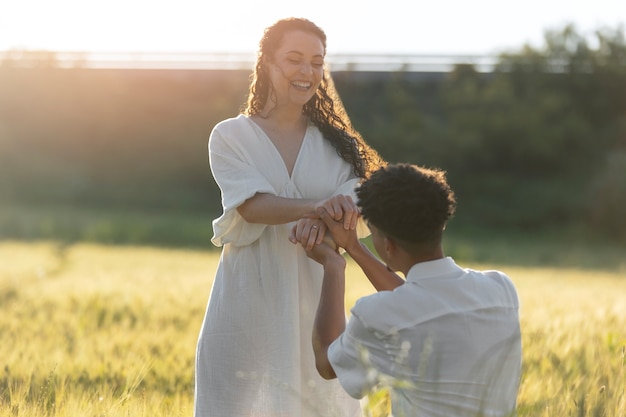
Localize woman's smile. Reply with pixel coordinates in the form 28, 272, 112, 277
291, 80, 313, 91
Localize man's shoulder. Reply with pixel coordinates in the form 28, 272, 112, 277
468, 268, 519, 305
349, 289, 419, 334
351, 291, 389, 317
350, 265, 519, 333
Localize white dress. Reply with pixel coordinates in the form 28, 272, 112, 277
194, 114, 364, 417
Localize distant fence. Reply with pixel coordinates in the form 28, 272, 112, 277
0, 50, 499, 72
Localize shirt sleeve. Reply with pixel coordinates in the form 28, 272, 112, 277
208, 123, 275, 247
328, 313, 380, 399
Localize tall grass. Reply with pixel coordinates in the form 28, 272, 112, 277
0, 242, 213, 416
1, 241, 625, 416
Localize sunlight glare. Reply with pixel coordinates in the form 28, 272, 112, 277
0, 0, 624, 54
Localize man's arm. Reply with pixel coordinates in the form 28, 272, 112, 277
318, 209, 404, 291
304, 242, 346, 379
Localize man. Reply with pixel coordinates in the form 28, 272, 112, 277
292, 163, 521, 417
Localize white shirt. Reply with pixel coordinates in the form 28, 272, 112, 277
328, 257, 521, 417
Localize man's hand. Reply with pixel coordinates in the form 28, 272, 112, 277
303, 240, 344, 269
318, 208, 361, 253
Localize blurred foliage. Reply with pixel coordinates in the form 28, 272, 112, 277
335, 24, 626, 241
0, 67, 246, 215
1, 24, 625, 244
0, 204, 213, 248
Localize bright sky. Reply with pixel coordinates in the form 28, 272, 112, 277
1, 0, 624, 56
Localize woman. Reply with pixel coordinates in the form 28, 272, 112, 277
194, 17, 384, 417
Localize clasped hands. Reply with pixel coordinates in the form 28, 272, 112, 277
289, 194, 360, 255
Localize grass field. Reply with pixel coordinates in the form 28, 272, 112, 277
1, 240, 625, 416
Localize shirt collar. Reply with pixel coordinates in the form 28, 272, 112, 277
405, 257, 463, 282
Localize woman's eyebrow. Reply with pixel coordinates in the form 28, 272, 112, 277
285, 50, 324, 59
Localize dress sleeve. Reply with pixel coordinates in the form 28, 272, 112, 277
209, 124, 276, 247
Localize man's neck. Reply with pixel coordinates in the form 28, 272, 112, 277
399, 249, 445, 276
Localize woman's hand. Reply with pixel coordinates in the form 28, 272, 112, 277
315, 194, 359, 231
289, 194, 357, 250
289, 217, 328, 250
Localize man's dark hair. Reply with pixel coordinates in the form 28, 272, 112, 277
356, 163, 457, 245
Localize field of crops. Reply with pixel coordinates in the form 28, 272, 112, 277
1, 241, 624, 416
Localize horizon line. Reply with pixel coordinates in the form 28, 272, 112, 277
0, 50, 500, 72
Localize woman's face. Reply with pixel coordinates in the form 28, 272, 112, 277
267, 29, 325, 108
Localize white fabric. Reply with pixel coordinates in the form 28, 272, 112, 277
194, 114, 365, 417
328, 257, 521, 417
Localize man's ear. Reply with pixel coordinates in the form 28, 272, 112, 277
383, 236, 397, 259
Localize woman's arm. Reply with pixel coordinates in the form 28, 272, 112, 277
237, 193, 319, 225
239, 193, 360, 230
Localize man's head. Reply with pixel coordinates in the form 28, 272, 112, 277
356, 163, 457, 257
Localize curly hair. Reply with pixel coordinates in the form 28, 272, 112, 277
242, 17, 384, 178
357, 163, 457, 245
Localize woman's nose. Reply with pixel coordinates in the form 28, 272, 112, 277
300, 63, 313, 74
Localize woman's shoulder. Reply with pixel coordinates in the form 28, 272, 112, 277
210, 114, 254, 142
212, 114, 249, 132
